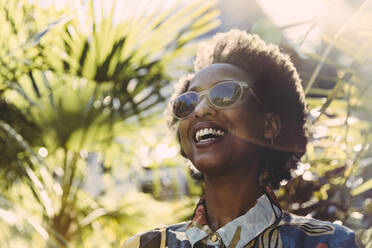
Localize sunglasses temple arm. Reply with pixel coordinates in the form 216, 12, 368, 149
248, 88, 267, 111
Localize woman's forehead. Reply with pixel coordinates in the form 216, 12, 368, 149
188, 63, 253, 91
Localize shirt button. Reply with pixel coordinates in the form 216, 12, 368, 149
211, 233, 218, 242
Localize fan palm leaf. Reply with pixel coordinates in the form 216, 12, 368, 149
0, 0, 220, 245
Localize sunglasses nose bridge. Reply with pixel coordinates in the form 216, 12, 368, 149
197, 91, 208, 103
194, 90, 211, 108
193, 93, 216, 117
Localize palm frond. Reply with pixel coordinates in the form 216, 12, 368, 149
304, 0, 372, 94
0, 120, 55, 217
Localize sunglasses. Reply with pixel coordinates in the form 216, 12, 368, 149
172, 81, 265, 119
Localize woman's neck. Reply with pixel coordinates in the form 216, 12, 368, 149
203, 169, 263, 231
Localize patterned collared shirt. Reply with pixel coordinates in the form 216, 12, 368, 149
123, 192, 364, 248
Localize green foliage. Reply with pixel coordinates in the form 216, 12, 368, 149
0, 0, 219, 246
0, 0, 65, 88
1, 0, 371, 247
275, 2, 372, 246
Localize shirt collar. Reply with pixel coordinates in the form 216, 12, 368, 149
185, 190, 282, 248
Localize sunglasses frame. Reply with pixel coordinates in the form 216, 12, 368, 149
172, 80, 266, 119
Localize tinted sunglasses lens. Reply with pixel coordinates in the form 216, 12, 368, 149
210, 82, 242, 107
173, 93, 198, 118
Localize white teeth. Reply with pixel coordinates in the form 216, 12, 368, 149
195, 128, 226, 142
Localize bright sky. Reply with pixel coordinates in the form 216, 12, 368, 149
257, 0, 326, 26
37, 0, 359, 53
256, 0, 326, 51
256, 0, 361, 53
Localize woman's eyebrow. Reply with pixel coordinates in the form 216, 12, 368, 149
187, 80, 222, 92
188, 79, 241, 92
187, 85, 201, 92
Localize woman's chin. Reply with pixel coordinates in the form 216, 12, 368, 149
192, 156, 229, 176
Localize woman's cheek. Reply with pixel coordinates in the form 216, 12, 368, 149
178, 122, 192, 158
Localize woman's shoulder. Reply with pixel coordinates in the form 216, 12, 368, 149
122, 222, 189, 248
275, 212, 364, 247
280, 211, 356, 234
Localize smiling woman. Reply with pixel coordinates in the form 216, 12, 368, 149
123, 30, 364, 248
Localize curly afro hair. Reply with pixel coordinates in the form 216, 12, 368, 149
165, 29, 308, 189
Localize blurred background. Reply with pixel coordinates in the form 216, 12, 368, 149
0, 0, 371, 247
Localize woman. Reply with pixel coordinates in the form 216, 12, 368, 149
124, 30, 363, 248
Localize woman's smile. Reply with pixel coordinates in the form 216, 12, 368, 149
178, 63, 265, 176
193, 121, 227, 147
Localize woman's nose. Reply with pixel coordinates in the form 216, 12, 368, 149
193, 97, 217, 118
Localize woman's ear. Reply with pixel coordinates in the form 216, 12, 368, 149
263, 112, 281, 140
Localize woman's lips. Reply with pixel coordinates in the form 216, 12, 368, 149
192, 122, 227, 138
194, 133, 227, 148
191, 121, 228, 148
194, 127, 226, 142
